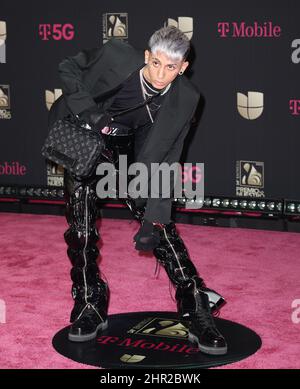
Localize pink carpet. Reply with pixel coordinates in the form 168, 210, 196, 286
0, 212, 299, 369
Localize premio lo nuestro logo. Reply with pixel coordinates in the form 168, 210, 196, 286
45, 89, 64, 185
102, 13, 128, 43
47, 161, 64, 187
45, 89, 62, 111
0, 85, 11, 119
128, 317, 189, 339
236, 161, 265, 198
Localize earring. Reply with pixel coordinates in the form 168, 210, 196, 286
179, 70, 184, 75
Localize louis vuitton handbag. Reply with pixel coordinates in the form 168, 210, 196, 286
41, 113, 112, 179
41, 93, 160, 179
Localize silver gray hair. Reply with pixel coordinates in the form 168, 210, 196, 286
148, 26, 190, 61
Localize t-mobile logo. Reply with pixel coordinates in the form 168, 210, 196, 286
217, 21, 281, 38
38, 24, 75, 40
289, 99, 300, 115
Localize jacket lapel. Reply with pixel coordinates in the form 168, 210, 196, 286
135, 76, 194, 165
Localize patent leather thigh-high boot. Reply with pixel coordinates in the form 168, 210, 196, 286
154, 222, 227, 355
124, 199, 226, 315
64, 170, 109, 342
121, 130, 227, 354
124, 200, 227, 354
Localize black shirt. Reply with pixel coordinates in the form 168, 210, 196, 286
107, 69, 168, 155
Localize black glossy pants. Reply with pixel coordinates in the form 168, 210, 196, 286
64, 133, 219, 323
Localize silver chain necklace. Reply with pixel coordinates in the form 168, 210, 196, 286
139, 68, 171, 123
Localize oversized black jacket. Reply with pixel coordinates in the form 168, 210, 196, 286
49, 39, 200, 223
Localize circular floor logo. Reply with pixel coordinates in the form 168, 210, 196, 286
53, 311, 261, 369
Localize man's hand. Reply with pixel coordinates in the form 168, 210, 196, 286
133, 219, 161, 251
78, 107, 112, 130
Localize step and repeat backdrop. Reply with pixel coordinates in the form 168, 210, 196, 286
1, 0, 299, 201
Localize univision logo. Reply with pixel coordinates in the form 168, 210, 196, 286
120, 354, 146, 363
165, 17, 193, 40
237, 91, 264, 120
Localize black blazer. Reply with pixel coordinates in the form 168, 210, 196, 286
49, 39, 200, 224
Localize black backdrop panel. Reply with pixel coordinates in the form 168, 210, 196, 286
0, 0, 299, 199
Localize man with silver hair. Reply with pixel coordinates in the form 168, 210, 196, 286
49, 26, 227, 355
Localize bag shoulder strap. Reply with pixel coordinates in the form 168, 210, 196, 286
110, 92, 160, 119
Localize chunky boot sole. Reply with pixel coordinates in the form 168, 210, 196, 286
68, 320, 108, 342
188, 332, 228, 355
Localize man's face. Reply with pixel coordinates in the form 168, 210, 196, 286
143, 49, 189, 90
